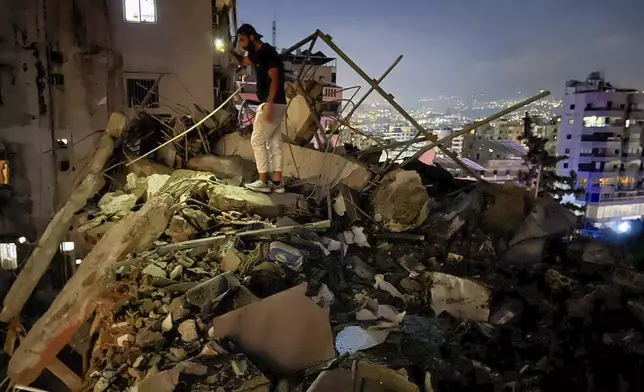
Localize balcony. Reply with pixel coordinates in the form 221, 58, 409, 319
322, 85, 343, 102
599, 190, 644, 201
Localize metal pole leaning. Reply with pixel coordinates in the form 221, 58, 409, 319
400, 90, 552, 167
281, 32, 318, 54
342, 55, 403, 123
314, 31, 483, 181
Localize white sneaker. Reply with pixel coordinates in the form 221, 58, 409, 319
245, 180, 272, 193
270, 181, 286, 194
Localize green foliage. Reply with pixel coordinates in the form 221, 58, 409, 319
519, 113, 585, 213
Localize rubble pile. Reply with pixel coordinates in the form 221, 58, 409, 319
68, 161, 644, 392
4, 110, 644, 391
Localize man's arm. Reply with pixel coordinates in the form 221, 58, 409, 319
231, 51, 251, 66
267, 67, 281, 103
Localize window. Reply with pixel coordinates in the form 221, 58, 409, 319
568, 119, 574, 125
493, 170, 498, 175
127, 78, 159, 108
331, 72, 337, 83
586, 103, 593, 109
124, 0, 156, 23
583, 116, 606, 127
570, 104, 575, 110
565, 148, 570, 154
319, 76, 325, 82
563, 163, 569, 169
566, 134, 572, 140
607, 101, 613, 109
506, 170, 511, 175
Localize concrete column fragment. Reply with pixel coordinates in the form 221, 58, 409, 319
0, 112, 127, 323
215, 133, 371, 190
7, 194, 175, 386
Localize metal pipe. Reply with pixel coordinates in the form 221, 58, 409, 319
315, 31, 483, 181
126, 84, 244, 168
281, 31, 319, 54
399, 90, 552, 167
342, 55, 403, 123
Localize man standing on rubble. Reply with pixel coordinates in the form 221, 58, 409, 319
231, 24, 287, 194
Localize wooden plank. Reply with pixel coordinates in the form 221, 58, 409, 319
0, 112, 127, 323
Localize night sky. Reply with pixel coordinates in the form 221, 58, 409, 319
237, 0, 644, 106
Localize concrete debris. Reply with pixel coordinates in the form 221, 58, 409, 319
429, 272, 490, 322
189, 154, 257, 183
207, 183, 307, 218
215, 132, 371, 190
371, 170, 430, 232
8, 103, 644, 392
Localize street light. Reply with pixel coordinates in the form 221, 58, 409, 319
214, 38, 226, 53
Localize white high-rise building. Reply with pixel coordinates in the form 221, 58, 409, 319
557, 72, 644, 224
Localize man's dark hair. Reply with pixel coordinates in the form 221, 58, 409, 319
237, 24, 263, 40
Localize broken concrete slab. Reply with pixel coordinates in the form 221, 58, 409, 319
371, 170, 430, 232
206, 183, 307, 218
215, 133, 371, 190
354, 362, 421, 392
7, 194, 175, 385
429, 272, 490, 322
165, 215, 197, 243
189, 154, 257, 182
509, 197, 577, 247
283, 80, 324, 145
185, 272, 240, 311
0, 112, 127, 323
210, 283, 336, 373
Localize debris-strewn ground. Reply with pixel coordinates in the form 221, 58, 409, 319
3, 102, 643, 392
71, 154, 644, 392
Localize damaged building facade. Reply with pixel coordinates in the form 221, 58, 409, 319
0, 0, 235, 239
558, 72, 644, 225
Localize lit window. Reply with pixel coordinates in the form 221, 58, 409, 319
0, 243, 18, 270
568, 119, 574, 125
124, 0, 156, 23
60, 242, 75, 252
583, 116, 606, 127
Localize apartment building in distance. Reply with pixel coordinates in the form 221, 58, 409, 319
0, 0, 233, 240
476, 118, 523, 142
557, 72, 644, 225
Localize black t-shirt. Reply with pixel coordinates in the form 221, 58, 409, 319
248, 43, 287, 104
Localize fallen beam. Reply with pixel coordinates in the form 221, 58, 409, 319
7, 194, 175, 386
0, 112, 127, 323
216, 133, 371, 190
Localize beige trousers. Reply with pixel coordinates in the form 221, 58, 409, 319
251, 103, 287, 174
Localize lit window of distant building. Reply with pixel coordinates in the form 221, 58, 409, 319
124, 0, 156, 23
583, 116, 606, 127
568, 119, 574, 125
